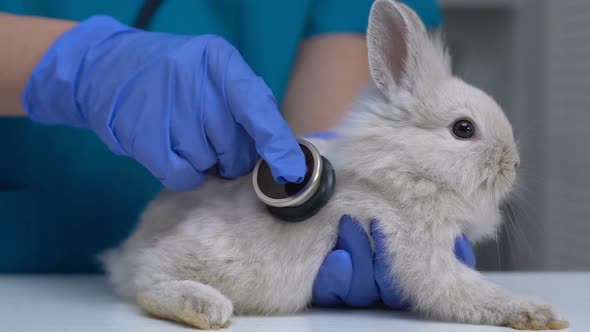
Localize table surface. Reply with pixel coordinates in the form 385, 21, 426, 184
0, 272, 586, 332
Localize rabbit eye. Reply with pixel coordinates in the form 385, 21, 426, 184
452, 119, 476, 139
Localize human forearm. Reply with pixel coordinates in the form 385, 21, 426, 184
0, 12, 76, 116
281, 34, 370, 136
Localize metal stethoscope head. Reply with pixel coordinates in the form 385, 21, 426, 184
252, 138, 336, 222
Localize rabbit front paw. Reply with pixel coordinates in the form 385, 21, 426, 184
500, 297, 568, 330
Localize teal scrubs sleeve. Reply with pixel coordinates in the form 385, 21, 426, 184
305, 0, 374, 36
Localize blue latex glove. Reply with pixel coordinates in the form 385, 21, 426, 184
312, 215, 476, 308
22, 15, 306, 190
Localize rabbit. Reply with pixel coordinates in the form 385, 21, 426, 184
100, 0, 569, 330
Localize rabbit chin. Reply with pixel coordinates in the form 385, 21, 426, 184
489, 166, 517, 201
467, 154, 518, 202
458, 164, 518, 243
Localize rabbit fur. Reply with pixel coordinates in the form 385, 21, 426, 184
100, 1, 568, 330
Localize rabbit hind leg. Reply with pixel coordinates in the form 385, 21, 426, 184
137, 280, 233, 330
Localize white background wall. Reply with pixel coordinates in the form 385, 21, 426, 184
440, 0, 590, 271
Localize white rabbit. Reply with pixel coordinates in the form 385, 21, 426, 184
100, 1, 568, 330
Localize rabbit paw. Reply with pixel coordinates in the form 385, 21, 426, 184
173, 295, 232, 330
137, 280, 233, 329
502, 298, 569, 330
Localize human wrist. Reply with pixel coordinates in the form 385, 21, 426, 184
21, 15, 135, 127
0, 12, 75, 116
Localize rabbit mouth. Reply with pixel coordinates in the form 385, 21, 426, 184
498, 145, 520, 181
488, 156, 519, 199
474, 168, 516, 205
476, 148, 519, 200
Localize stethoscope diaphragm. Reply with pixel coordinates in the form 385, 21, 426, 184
252, 138, 335, 222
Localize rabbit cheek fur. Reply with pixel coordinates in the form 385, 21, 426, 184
101, 0, 568, 330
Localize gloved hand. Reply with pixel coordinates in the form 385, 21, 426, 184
312, 215, 476, 308
22, 15, 306, 190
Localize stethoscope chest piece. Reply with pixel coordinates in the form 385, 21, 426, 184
252, 138, 335, 223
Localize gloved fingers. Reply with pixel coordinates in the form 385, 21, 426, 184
183, 36, 259, 179
215, 128, 259, 179
158, 160, 209, 190
223, 51, 306, 184
131, 124, 210, 190
370, 220, 411, 310
336, 215, 374, 256
312, 249, 353, 307
454, 234, 477, 268
201, 91, 259, 178
133, 122, 210, 190
336, 215, 380, 306
107, 65, 215, 191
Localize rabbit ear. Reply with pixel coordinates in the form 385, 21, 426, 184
367, 0, 450, 97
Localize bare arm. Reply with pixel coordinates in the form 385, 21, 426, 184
0, 12, 75, 116
281, 34, 370, 136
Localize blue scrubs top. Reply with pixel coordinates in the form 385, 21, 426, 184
0, 0, 442, 273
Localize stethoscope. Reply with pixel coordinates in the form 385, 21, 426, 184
133, 0, 163, 30
133, 0, 336, 223
252, 139, 336, 223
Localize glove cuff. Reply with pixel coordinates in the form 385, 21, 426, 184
454, 234, 477, 268
22, 15, 134, 127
